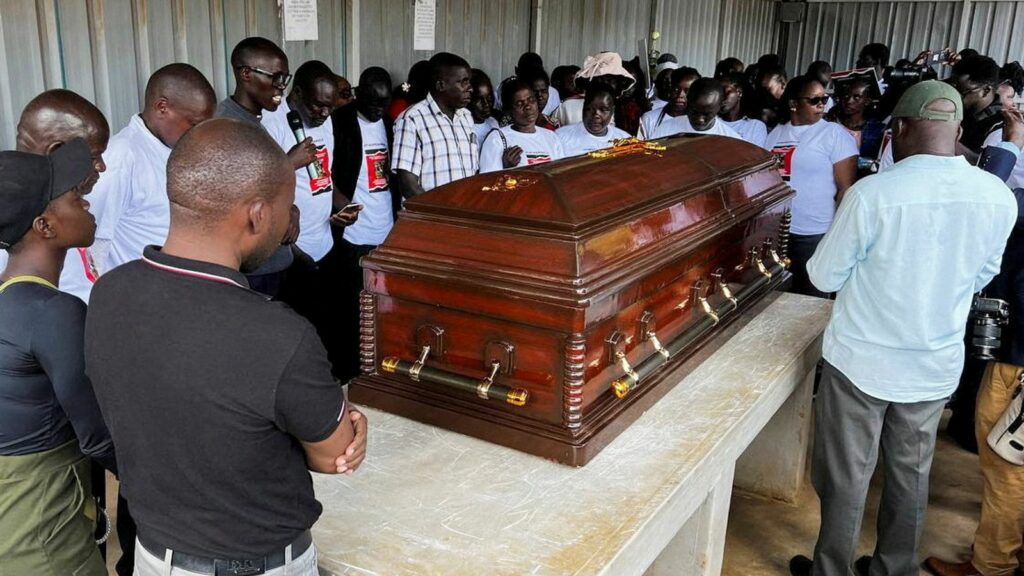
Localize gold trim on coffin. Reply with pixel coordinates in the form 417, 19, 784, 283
587, 137, 667, 159
481, 174, 539, 192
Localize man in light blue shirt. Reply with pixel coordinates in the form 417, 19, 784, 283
789, 81, 1016, 576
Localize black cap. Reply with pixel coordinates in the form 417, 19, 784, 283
0, 138, 93, 249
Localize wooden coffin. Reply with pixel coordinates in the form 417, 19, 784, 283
350, 135, 794, 466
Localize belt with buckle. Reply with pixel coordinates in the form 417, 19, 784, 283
138, 530, 312, 576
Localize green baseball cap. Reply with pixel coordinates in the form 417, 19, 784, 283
891, 80, 963, 121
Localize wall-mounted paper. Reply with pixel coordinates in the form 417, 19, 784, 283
283, 0, 318, 42
414, 0, 436, 52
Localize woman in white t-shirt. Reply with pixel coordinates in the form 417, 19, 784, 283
764, 75, 858, 297
480, 78, 565, 173
641, 67, 700, 140
556, 83, 630, 157
469, 69, 500, 150
718, 72, 769, 148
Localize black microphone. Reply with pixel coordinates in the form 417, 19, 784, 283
287, 110, 320, 179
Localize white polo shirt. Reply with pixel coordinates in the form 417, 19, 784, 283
91, 114, 173, 271
262, 101, 336, 262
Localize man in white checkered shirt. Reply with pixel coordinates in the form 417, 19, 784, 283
392, 52, 479, 196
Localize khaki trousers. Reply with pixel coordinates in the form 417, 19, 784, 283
973, 362, 1024, 575
0, 440, 104, 576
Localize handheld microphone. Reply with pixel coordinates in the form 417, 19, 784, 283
287, 110, 321, 179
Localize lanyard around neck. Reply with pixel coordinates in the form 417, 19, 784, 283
0, 275, 58, 293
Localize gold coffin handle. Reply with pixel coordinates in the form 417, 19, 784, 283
381, 345, 529, 407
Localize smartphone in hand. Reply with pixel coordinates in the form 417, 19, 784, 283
334, 203, 364, 217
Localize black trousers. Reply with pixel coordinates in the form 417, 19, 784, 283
115, 494, 136, 576
280, 238, 366, 382
333, 238, 377, 384
788, 233, 829, 299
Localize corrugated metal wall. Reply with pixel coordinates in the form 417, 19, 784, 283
781, 1, 1024, 78
536, 0, 654, 71
0, 0, 786, 150
963, 1, 1024, 64
720, 0, 780, 68
0, 0, 348, 150
358, 0, 532, 85
656, 0, 726, 75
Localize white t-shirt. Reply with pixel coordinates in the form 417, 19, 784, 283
343, 116, 394, 247
984, 129, 1024, 190
91, 114, 173, 271
722, 117, 769, 149
650, 98, 668, 113
262, 101, 336, 262
553, 98, 584, 127
878, 138, 895, 172
556, 123, 631, 157
479, 126, 565, 173
473, 117, 500, 150
765, 119, 859, 235
639, 108, 668, 139
644, 114, 743, 140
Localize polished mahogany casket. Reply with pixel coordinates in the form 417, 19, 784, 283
350, 135, 794, 466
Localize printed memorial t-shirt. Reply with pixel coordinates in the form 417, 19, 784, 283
765, 119, 858, 235
479, 126, 566, 173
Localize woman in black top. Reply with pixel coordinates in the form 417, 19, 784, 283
0, 141, 115, 576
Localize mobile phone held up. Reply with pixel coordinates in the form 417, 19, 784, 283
334, 203, 364, 218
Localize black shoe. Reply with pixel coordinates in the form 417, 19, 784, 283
854, 555, 872, 576
790, 555, 813, 576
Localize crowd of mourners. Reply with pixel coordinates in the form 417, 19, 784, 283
2, 31, 1024, 576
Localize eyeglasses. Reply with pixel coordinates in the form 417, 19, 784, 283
798, 96, 829, 106
236, 66, 292, 88
954, 83, 986, 97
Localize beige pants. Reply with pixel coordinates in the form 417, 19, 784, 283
973, 362, 1024, 575
133, 539, 318, 576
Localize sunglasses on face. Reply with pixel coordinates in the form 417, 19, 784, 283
798, 96, 829, 106
237, 66, 292, 88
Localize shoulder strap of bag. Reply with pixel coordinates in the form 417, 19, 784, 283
486, 127, 508, 151
0, 275, 58, 294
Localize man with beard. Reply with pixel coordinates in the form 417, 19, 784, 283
85, 119, 364, 576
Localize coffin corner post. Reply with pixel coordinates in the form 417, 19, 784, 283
563, 334, 586, 431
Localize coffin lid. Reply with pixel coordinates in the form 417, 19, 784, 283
404, 134, 776, 234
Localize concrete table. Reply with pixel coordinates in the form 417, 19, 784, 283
312, 292, 832, 576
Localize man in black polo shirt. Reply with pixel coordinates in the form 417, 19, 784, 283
85, 118, 365, 576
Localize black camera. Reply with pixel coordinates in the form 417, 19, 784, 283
970, 295, 1010, 360
885, 65, 938, 85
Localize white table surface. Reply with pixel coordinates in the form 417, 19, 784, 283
312, 292, 832, 576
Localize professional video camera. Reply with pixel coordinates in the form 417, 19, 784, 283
970, 295, 1011, 361
885, 64, 939, 85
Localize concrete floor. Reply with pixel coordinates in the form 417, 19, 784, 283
103, 413, 984, 576
723, 411, 983, 576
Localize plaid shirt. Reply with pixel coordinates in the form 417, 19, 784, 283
391, 93, 479, 191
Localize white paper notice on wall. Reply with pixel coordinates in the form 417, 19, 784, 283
413, 0, 436, 51
283, 0, 319, 42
